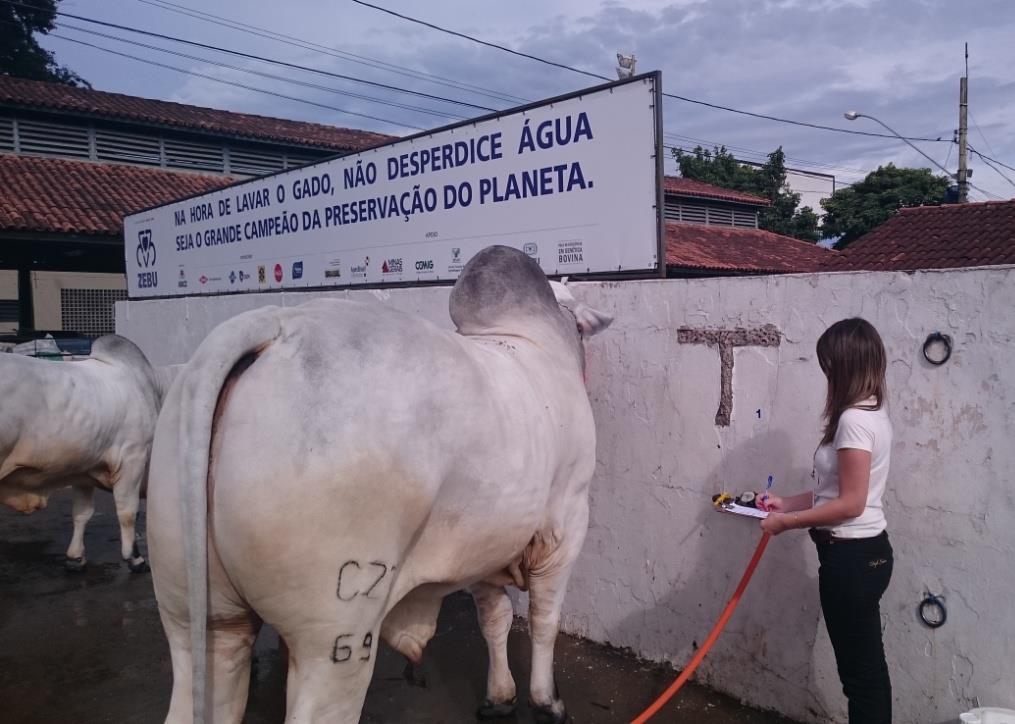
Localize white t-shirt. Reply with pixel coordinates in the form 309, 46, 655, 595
812, 400, 892, 538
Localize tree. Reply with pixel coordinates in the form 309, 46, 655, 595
673, 145, 820, 243
820, 165, 951, 248
1, 0, 88, 87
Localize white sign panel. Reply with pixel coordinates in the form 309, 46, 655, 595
124, 74, 661, 298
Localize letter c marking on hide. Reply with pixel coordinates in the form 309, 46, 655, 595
337, 560, 362, 601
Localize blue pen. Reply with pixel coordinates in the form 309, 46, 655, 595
761, 475, 774, 506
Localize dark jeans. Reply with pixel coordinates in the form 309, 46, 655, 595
813, 530, 894, 724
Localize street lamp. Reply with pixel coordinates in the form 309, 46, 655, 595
843, 111, 956, 180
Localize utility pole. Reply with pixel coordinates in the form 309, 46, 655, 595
957, 43, 969, 202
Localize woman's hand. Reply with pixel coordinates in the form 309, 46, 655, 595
760, 512, 792, 536
757, 494, 786, 513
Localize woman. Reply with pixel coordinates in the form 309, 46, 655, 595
759, 317, 894, 724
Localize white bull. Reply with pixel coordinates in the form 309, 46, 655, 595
0, 335, 163, 571
148, 246, 612, 723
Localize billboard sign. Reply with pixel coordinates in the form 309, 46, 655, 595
124, 72, 662, 298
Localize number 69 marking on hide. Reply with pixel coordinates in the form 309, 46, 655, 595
336, 560, 393, 601
331, 632, 373, 664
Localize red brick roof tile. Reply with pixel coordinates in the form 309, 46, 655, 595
0, 154, 232, 236
825, 200, 1015, 271
663, 176, 769, 206
0, 76, 393, 151
666, 222, 831, 273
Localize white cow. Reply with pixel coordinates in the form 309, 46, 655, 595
0, 334, 163, 571
148, 246, 612, 723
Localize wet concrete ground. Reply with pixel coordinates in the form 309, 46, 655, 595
1, 489, 799, 723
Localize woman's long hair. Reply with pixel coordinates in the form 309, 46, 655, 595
816, 318, 887, 445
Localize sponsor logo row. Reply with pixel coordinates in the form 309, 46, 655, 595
140, 228, 586, 293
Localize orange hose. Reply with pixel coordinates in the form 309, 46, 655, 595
630, 532, 772, 724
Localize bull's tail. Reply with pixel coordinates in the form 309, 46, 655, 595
176, 307, 283, 724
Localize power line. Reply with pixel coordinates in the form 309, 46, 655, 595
0, 0, 498, 113
57, 21, 467, 122
969, 112, 998, 158
350, 0, 606, 82
969, 146, 1015, 175
968, 148, 1015, 190
140, 0, 889, 180
350, 0, 951, 144
47, 32, 424, 130
664, 132, 872, 176
133, 0, 527, 106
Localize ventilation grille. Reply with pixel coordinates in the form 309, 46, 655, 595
95, 129, 161, 166
60, 288, 128, 336
733, 210, 757, 227
0, 299, 17, 322
229, 147, 285, 176
665, 199, 758, 228
164, 138, 225, 173
286, 153, 320, 169
0, 117, 14, 152
0, 113, 334, 176
17, 119, 91, 159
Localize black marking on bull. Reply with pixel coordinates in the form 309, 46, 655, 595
364, 561, 391, 598
331, 633, 353, 663
336, 560, 394, 601
330, 632, 373, 664
336, 560, 362, 601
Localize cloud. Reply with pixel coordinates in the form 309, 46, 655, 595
40, 0, 1015, 198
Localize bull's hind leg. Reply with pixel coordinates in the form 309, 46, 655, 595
471, 582, 518, 718
112, 461, 148, 572
281, 615, 384, 724
161, 608, 261, 724
525, 502, 590, 724
65, 485, 94, 571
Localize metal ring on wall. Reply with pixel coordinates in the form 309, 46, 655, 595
919, 594, 947, 628
922, 332, 952, 365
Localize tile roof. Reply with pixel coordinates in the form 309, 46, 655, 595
0, 75, 393, 151
663, 176, 769, 206
825, 200, 1015, 271
665, 221, 832, 274
0, 154, 232, 237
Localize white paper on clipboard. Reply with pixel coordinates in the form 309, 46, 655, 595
717, 502, 769, 519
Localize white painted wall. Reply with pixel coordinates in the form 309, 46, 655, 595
117, 266, 1015, 724
785, 168, 836, 218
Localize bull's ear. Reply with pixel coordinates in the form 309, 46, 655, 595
548, 281, 612, 337
573, 304, 613, 337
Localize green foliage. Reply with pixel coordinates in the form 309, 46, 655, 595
1, 0, 88, 87
673, 145, 821, 243
820, 164, 951, 248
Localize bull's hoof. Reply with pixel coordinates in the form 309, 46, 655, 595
529, 700, 567, 724
402, 660, 427, 688
64, 556, 87, 572
127, 556, 149, 573
477, 697, 517, 719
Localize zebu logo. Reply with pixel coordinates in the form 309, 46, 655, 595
136, 229, 156, 268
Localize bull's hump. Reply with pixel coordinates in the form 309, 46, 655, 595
450, 246, 558, 336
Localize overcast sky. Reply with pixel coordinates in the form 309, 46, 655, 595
42, 0, 1015, 201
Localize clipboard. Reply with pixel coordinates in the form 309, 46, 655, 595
712, 493, 769, 519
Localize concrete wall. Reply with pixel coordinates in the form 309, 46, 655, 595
117, 266, 1015, 724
